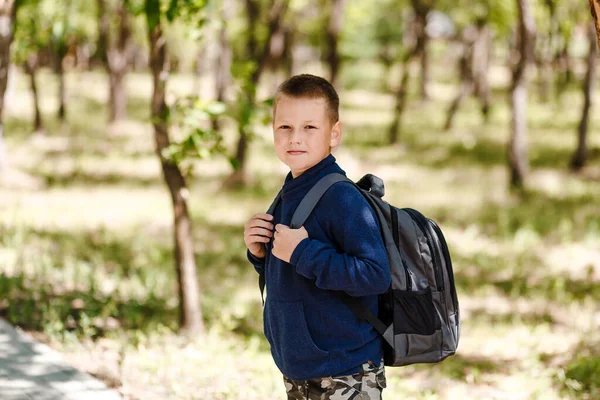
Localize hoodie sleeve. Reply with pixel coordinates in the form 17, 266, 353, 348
247, 249, 265, 275
288, 182, 391, 297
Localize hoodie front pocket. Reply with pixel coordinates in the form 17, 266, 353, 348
268, 300, 329, 374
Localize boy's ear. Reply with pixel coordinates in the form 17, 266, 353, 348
330, 121, 342, 148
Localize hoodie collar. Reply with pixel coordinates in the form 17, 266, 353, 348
281, 154, 342, 200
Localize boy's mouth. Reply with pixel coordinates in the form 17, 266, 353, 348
287, 150, 306, 155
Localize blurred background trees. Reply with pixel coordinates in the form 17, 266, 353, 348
2, 0, 597, 180
0, 2, 599, 396
1, 0, 598, 333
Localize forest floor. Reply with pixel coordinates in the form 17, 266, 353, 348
1, 67, 599, 399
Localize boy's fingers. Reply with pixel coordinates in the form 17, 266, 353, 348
248, 234, 270, 243
250, 227, 273, 237
253, 213, 273, 221
275, 224, 288, 232
252, 219, 274, 230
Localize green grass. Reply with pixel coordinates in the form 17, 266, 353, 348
1, 64, 599, 399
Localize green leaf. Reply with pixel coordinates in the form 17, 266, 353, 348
262, 97, 274, 107
204, 101, 227, 116
166, 0, 180, 22
228, 157, 241, 171
145, 0, 161, 32
196, 147, 210, 159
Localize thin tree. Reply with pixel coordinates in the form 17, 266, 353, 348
444, 21, 492, 130
536, 0, 559, 103
265, 24, 293, 91
325, 0, 345, 88
388, 0, 437, 143
388, 46, 417, 144
48, 0, 74, 123
97, 0, 133, 122
144, 0, 204, 334
225, 0, 288, 188
590, 0, 600, 48
212, 0, 232, 132
388, 7, 426, 144
508, 0, 535, 189
0, 0, 19, 172
472, 21, 492, 121
24, 53, 43, 133
410, 0, 435, 101
13, 1, 48, 134
554, 28, 573, 99
570, 23, 597, 171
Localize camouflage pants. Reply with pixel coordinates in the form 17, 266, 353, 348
283, 360, 386, 400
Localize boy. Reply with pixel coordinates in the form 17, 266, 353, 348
244, 74, 391, 399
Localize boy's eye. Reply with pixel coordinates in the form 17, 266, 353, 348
306, 125, 316, 129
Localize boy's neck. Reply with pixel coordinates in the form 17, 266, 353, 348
290, 153, 332, 179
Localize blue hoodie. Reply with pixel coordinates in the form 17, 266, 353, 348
247, 154, 391, 381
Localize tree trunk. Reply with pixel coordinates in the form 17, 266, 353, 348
326, 0, 345, 88
227, 0, 288, 188
25, 53, 44, 133
388, 51, 413, 144
282, 29, 294, 77
445, 81, 473, 132
226, 0, 260, 188
55, 52, 67, 122
444, 65, 473, 131
212, 2, 232, 132
147, 6, 204, 334
266, 27, 286, 91
0, 0, 18, 172
378, 51, 394, 93
537, 1, 557, 103
109, 70, 127, 121
555, 44, 573, 99
249, 0, 288, 86
227, 91, 252, 188
508, 0, 535, 189
446, 23, 492, 130
571, 23, 597, 171
473, 23, 492, 121
388, 1, 434, 143
100, 0, 132, 123
589, 0, 600, 50
419, 32, 430, 101
410, 0, 431, 101
536, 50, 551, 103
445, 27, 475, 131
96, 0, 109, 66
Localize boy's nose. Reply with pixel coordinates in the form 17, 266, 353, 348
289, 132, 301, 144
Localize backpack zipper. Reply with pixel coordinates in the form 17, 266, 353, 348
404, 208, 444, 292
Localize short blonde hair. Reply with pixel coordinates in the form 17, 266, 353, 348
273, 74, 339, 126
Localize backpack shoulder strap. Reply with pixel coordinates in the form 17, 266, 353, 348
260, 189, 283, 305
290, 173, 350, 229
267, 189, 283, 216
289, 172, 392, 343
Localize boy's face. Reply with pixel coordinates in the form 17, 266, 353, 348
272, 95, 342, 178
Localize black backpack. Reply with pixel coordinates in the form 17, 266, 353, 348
262, 173, 460, 367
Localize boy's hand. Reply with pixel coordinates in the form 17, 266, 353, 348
272, 224, 309, 263
244, 213, 274, 259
